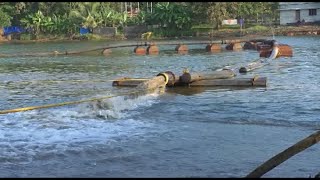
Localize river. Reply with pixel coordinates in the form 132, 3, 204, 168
0, 36, 319, 177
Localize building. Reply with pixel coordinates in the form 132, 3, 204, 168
279, 2, 320, 25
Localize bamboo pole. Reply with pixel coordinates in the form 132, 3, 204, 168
245, 130, 320, 178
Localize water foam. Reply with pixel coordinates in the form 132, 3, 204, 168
0, 91, 163, 165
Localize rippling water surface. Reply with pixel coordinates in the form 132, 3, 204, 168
0, 36, 320, 177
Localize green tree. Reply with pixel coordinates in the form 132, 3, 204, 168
206, 2, 229, 29
69, 2, 102, 32
0, 3, 13, 27
20, 10, 45, 39
149, 2, 192, 31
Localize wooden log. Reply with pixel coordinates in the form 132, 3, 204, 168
189, 77, 267, 87
112, 77, 147, 87
245, 130, 320, 178
179, 69, 236, 84
239, 59, 269, 73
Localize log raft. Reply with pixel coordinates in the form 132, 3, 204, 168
113, 71, 267, 88
113, 76, 267, 87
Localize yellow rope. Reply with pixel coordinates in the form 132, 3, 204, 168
0, 75, 169, 115
4, 78, 150, 85
0, 89, 144, 115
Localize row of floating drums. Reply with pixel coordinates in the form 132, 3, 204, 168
132, 40, 293, 58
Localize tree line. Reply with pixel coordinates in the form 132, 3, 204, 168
0, 2, 279, 39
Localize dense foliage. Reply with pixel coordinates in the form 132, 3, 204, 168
0, 2, 279, 39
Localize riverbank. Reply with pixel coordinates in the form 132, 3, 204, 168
1, 25, 320, 44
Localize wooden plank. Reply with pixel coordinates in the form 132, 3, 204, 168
189, 77, 267, 87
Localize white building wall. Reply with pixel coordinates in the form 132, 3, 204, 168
300, 9, 320, 22
280, 11, 295, 25
279, 2, 320, 25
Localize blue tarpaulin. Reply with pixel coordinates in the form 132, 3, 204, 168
3, 26, 26, 36
80, 27, 89, 35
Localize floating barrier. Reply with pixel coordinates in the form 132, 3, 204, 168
257, 40, 293, 58
146, 44, 159, 55
226, 42, 242, 51
133, 46, 146, 55
276, 44, 293, 57
206, 44, 222, 52
0, 38, 268, 58
175, 44, 188, 53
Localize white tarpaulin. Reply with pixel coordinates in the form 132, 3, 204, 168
222, 19, 238, 25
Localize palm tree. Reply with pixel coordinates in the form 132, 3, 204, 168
69, 2, 102, 32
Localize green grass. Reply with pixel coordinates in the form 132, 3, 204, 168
246, 25, 269, 31
20, 33, 31, 40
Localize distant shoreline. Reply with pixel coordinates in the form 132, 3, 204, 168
1, 25, 320, 44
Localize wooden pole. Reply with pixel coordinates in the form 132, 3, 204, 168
189, 77, 267, 87
179, 69, 236, 84
245, 130, 320, 178
239, 59, 270, 73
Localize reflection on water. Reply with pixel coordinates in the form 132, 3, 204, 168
0, 36, 320, 177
